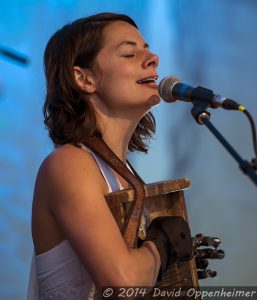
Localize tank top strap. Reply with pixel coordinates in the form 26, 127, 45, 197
78, 143, 121, 193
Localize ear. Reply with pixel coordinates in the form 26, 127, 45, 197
74, 66, 95, 94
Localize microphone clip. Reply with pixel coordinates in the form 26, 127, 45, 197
191, 96, 211, 125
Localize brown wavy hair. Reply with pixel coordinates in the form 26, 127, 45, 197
43, 12, 156, 153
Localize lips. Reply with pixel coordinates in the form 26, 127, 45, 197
136, 75, 158, 85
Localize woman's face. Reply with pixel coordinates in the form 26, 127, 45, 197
92, 21, 160, 118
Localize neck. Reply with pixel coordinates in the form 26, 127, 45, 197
88, 95, 149, 162
99, 116, 138, 162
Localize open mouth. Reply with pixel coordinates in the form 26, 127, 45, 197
136, 76, 158, 85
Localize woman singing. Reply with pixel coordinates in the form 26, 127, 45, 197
28, 12, 193, 300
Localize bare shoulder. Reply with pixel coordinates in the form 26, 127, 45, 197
36, 144, 108, 199
39, 144, 102, 180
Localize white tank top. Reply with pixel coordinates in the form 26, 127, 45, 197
27, 145, 123, 300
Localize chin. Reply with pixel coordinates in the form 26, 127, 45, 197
147, 94, 161, 107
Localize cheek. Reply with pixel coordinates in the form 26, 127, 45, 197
101, 60, 136, 81
99, 68, 135, 96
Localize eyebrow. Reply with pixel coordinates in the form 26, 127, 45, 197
116, 41, 149, 49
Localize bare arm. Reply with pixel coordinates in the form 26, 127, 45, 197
35, 145, 160, 288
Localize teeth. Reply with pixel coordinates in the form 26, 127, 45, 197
137, 77, 157, 84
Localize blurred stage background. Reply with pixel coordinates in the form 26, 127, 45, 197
0, 0, 257, 298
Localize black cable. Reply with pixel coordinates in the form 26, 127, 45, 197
240, 108, 257, 169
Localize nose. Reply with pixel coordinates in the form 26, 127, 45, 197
143, 51, 159, 69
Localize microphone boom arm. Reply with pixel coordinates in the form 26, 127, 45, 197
191, 100, 257, 187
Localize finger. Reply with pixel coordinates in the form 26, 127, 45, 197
193, 234, 222, 248
196, 248, 225, 259
195, 258, 209, 269
201, 236, 222, 248
198, 269, 217, 280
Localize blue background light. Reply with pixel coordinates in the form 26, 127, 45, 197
0, 0, 257, 298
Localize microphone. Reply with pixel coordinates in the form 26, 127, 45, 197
158, 75, 242, 110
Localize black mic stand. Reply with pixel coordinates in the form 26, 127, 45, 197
191, 100, 257, 187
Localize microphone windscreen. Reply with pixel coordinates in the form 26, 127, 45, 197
158, 75, 181, 102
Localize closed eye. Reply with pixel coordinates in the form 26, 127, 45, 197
123, 54, 135, 58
